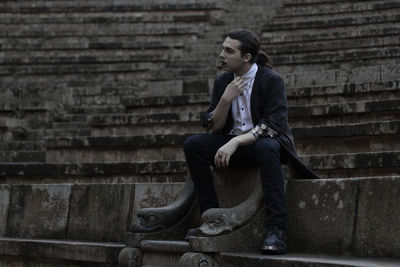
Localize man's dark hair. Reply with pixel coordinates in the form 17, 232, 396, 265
227, 29, 272, 69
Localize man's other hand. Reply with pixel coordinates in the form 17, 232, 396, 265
214, 139, 239, 168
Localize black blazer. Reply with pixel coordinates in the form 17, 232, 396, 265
205, 64, 319, 180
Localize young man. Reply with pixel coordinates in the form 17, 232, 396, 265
184, 29, 318, 254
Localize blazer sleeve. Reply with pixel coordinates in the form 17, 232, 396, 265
201, 78, 222, 130
251, 76, 289, 139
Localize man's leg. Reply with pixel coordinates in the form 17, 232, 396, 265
254, 138, 287, 254
183, 133, 232, 213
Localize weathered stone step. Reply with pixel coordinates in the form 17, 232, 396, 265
264, 35, 400, 55
287, 80, 400, 105
0, 1, 220, 13
281, 62, 399, 89
0, 161, 187, 177
220, 252, 400, 266
0, 35, 186, 51
0, 141, 44, 151
0, 151, 46, 163
0, 237, 123, 264
294, 121, 400, 154
46, 119, 399, 162
0, 50, 171, 65
261, 23, 400, 44
303, 150, 400, 178
140, 240, 190, 267
0, 100, 54, 111
289, 98, 400, 120
89, 112, 202, 127
0, 117, 25, 128
265, 12, 400, 31
1, 149, 399, 179
286, 176, 400, 258
0, 23, 203, 38
273, 46, 400, 66
276, 1, 400, 19
0, 11, 210, 25
0, 62, 151, 76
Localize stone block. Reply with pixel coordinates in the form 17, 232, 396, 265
286, 179, 358, 255
6, 184, 71, 239
131, 183, 185, 223
0, 185, 10, 236
354, 177, 400, 257
66, 184, 133, 242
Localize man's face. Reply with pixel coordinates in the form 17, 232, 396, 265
219, 37, 249, 73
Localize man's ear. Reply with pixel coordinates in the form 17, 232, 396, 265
243, 53, 252, 62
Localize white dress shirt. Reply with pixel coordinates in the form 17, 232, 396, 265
229, 63, 258, 135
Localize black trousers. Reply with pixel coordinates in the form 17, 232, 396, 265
183, 132, 287, 230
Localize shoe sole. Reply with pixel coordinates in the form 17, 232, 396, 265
261, 245, 286, 255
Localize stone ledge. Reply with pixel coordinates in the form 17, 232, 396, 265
289, 99, 400, 117
303, 150, 400, 170
293, 120, 400, 140
0, 1, 221, 14
272, 47, 400, 66
0, 161, 186, 176
140, 240, 190, 253
0, 151, 46, 163
264, 13, 400, 31
89, 112, 201, 126
220, 252, 400, 267
45, 120, 398, 150
0, 237, 124, 264
45, 133, 194, 149
276, 1, 400, 18
265, 35, 400, 55
286, 176, 400, 257
261, 25, 400, 44
123, 93, 210, 108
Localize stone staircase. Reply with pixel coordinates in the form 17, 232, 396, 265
0, 0, 399, 266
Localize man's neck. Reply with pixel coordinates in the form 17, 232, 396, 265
234, 63, 253, 77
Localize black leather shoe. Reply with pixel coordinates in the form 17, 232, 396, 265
261, 226, 287, 255
184, 227, 201, 240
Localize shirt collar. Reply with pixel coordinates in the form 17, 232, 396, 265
234, 63, 258, 82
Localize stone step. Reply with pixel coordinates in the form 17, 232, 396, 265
140, 240, 190, 267
0, 161, 187, 178
265, 12, 400, 31
281, 62, 399, 88
2, 150, 399, 179
0, 140, 44, 151
294, 120, 400, 154
273, 46, 400, 66
0, 23, 204, 38
45, 119, 399, 162
276, 1, 400, 19
0, 62, 151, 76
0, 237, 123, 264
220, 252, 400, 267
289, 98, 400, 126
0, 35, 187, 52
303, 150, 400, 178
264, 35, 400, 56
119, 96, 400, 126
0, 50, 171, 65
287, 80, 400, 105
0, 100, 54, 112
261, 23, 400, 44
0, 1, 220, 13
0, 151, 46, 163
0, 117, 25, 128
286, 176, 400, 258
0, 11, 210, 25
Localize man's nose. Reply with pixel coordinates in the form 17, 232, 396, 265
219, 50, 225, 58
